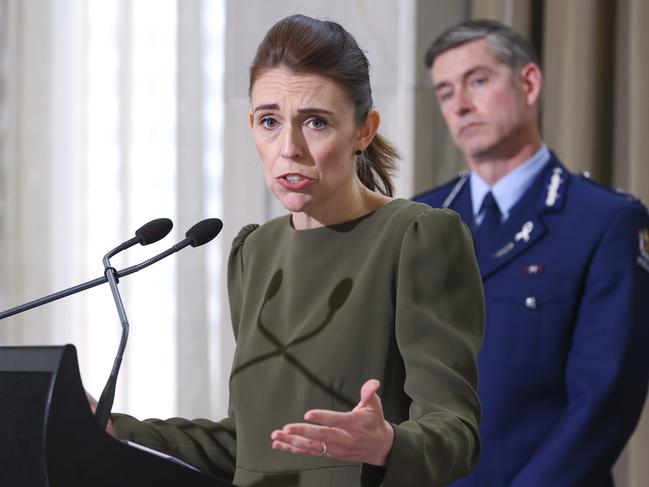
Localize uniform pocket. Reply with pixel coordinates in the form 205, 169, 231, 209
485, 275, 579, 369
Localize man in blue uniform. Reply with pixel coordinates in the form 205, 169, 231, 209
414, 20, 649, 486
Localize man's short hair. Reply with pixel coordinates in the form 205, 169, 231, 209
424, 19, 540, 72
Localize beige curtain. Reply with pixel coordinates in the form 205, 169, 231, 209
468, 1, 649, 485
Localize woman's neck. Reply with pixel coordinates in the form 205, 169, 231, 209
291, 181, 391, 230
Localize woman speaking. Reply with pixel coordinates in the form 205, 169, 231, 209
111, 14, 484, 487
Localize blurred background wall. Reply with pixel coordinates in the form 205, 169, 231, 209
0, 0, 646, 484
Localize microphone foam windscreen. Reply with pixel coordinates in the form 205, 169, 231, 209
135, 218, 173, 245
186, 218, 224, 247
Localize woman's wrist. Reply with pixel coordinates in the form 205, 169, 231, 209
370, 420, 395, 467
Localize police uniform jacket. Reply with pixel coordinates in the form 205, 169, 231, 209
414, 153, 649, 486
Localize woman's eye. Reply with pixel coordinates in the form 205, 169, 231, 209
306, 117, 328, 129
260, 117, 278, 129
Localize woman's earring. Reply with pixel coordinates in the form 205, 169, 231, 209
355, 149, 363, 156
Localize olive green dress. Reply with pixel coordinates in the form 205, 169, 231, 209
113, 199, 484, 487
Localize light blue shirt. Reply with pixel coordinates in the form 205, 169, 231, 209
471, 144, 551, 225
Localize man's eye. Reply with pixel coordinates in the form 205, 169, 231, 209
438, 90, 453, 102
306, 117, 328, 129
471, 76, 488, 86
260, 117, 278, 129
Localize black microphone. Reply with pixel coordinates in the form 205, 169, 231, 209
136, 218, 174, 245
93, 218, 223, 428
186, 218, 224, 247
104, 218, 173, 261
0, 218, 222, 320
117, 218, 224, 278
0, 219, 173, 321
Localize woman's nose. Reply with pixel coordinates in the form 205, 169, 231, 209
281, 124, 305, 159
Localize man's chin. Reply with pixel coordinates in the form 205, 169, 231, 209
462, 143, 497, 162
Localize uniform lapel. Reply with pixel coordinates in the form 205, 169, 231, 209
475, 157, 570, 280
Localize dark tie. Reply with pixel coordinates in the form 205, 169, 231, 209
475, 191, 501, 244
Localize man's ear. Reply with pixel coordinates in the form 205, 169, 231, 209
357, 109, 381, 149
519, 63, 542, 107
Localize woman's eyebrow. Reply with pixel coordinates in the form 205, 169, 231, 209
297, 107, 335, 115
253, 103, 279, 113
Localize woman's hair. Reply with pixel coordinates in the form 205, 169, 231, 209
249, 14, 398, 196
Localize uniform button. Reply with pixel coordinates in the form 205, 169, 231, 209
525, 296, 537, 309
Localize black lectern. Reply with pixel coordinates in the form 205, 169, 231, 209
0, 345, 233, 487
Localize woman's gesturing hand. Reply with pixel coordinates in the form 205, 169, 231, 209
271, 379, 395, 466
86, 390, 117, 438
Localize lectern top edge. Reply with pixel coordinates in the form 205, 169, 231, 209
0, 345, 68, 372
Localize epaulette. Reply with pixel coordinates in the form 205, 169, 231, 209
579, 172, 644, 205
433, 170, 468, 191
440, 170, 469, 208
412, 170, 468, 202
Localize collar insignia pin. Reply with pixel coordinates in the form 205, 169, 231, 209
493, 241, 515, 258
515, 221, 534, 242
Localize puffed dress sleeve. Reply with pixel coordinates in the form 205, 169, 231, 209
380, 208, 484, 486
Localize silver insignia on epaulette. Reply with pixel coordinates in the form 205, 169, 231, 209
639, 229, 649, 273
545, 167, 563, 207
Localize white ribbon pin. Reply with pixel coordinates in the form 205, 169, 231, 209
515, 221, 534, 242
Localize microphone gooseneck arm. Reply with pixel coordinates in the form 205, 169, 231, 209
93, 218, 174, 429
92, 218, 223, 428
0, 276, 107, 320
117, 239, 192, 278
0, 218, 173, 321
94, 255, 131, 429
0, 258, 179, 321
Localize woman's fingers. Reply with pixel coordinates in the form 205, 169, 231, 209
359, 378, 381, 406
304, 409, 353, 428
271, 379, 394, 465
85, 390, 98, 413
85, 389, 117, 438
271, 429, 328, 456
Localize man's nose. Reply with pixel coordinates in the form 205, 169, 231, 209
453, 87, 473, 116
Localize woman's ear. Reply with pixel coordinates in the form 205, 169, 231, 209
357, 109, 380, 149
248, 112, 254, 129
